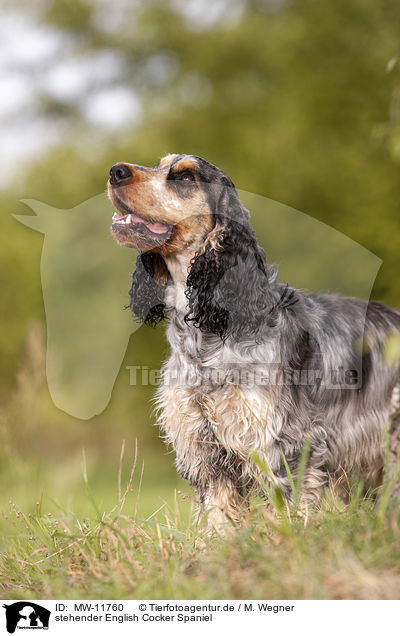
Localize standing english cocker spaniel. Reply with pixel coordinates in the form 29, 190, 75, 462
108, 153, 400, 527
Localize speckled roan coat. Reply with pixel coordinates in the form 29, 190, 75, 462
126, 156, 400, 526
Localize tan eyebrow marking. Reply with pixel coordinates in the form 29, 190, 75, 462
173, 158, 198, 173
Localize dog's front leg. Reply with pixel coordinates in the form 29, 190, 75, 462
200, 479, 246, 531
191, 429, 250, 531
156, 382, 247, 529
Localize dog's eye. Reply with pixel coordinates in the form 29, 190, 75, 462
179, 172, 195, 183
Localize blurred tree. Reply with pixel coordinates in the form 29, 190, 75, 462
1, 0, 400, 402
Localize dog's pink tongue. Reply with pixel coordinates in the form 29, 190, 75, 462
145, 221, 169, 234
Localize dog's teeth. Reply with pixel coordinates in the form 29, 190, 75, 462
126, 214, 132, 224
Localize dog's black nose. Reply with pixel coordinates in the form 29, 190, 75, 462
109, 163, 132, 185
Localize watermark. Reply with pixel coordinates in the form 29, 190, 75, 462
14, 188, 381, 418
127, 364, 359, 389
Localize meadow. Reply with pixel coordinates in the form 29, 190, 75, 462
2, 451, 400, 599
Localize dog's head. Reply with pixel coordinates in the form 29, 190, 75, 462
107, 153, 247, 254
108, 154, 272, 337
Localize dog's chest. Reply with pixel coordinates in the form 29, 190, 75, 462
163, 317, 280, 458
199, 384, 277, 456
166, 311, 220, 363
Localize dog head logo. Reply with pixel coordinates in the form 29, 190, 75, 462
14, 191, 381, 416
3, 602, 50, 633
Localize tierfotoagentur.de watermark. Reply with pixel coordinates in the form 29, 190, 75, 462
126, 364, 360, 389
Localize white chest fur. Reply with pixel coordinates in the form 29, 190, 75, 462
157, 349, 282, 466
199, 383, 279, 457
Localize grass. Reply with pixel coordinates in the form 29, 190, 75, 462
1, 325, 400, 599
1, 442, 400, 600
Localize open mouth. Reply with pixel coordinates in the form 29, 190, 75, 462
111, 196, 174, 242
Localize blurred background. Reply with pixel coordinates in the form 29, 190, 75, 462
1, 0, 400, 522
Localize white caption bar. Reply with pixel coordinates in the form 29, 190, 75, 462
1, 600, 399, 635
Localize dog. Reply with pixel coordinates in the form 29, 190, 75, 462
108, 153, 400, 526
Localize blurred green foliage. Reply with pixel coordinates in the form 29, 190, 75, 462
1, 0, 400, 514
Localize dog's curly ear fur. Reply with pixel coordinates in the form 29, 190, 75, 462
185, 185, 275, 340
128, 252, 168, 326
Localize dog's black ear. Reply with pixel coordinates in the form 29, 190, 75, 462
128, 252, 168, 326
185, 185, 275, 340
